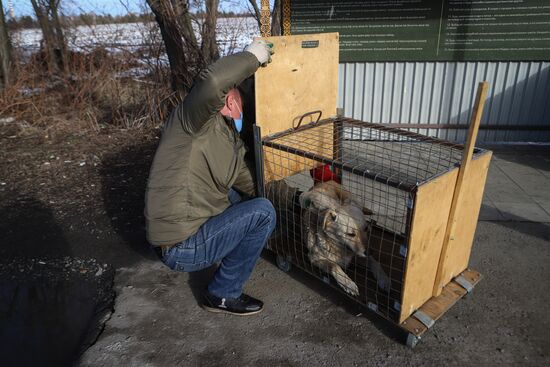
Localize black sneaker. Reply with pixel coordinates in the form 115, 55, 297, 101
202, 291, 264, 316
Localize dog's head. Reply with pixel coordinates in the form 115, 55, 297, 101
321, 204, 369, 257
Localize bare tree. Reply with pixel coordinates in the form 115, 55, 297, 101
171, 0, 198, 47
270, 0, 281, 36
247, 0, 261, 31
49, 0, 67, 65
201, 0, 219, 63
0, 0, 12, 89
30, 0, 67, 73
147, 0, 224, 93
146, 0, 204, 94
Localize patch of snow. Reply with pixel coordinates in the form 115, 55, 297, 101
0, 117, 16, 124
18, 87, 44, 97
114, 66, 151, 79
13, 18, 259, 59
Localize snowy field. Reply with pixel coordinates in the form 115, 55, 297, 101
13, 17, 259, 58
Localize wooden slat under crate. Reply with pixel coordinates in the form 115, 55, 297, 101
400, 269, 482, 340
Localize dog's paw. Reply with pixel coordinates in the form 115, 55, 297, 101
337, 277, 359, 296
344, 282, 360, 296
368, 256, 391, 292
331, 266, 360, 296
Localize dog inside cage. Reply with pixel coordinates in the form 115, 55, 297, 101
263, 118, 465, 322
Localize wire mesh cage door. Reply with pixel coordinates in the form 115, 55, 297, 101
262, 117, 470, 323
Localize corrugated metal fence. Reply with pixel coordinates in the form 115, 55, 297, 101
338, 62, 550, 143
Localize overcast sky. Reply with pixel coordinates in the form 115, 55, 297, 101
9, 0, 261, 17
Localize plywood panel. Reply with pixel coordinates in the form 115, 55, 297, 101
434, 152, 492, 290
255, 33, 339, 137
399, 169, 458, 323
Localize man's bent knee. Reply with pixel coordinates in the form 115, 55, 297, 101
249, 197, 276, 230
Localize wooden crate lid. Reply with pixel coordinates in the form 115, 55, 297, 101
254, 33, 339, 137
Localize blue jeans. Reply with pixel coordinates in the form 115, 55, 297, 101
162, 190, 276, 299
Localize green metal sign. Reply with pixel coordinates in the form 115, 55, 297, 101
289, 0, 550, 62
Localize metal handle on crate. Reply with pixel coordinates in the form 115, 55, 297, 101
293, 110, 323, 129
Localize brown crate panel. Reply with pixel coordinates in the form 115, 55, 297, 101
435, 152, 492, 291
399, 169, 459, 323
255, 33, 339, 137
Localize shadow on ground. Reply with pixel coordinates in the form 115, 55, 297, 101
0, 195, 70, 260
99, 139, 159, 262
0, 194, 115, 367
481, 203, 550, 240
483, 144, 550, 173
187, 265, 219, 306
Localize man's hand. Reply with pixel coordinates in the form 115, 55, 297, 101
245, 40, 274, 67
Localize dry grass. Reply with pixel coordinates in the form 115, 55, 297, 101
0, 47, 177, 136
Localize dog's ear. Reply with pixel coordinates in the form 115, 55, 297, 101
321, 180, 352, 205
334, 187, 353, 205
300, 190, 340, 211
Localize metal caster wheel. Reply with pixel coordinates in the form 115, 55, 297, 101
406, 333, 420, 349
276, 255, 292, 272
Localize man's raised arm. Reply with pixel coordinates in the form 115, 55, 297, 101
178, 41, 273, 134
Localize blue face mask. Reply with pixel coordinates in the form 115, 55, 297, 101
233, 101, 244, 132
234, 112, 243, 133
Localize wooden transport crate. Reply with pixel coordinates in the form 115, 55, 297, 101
252, 33, 491, 347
